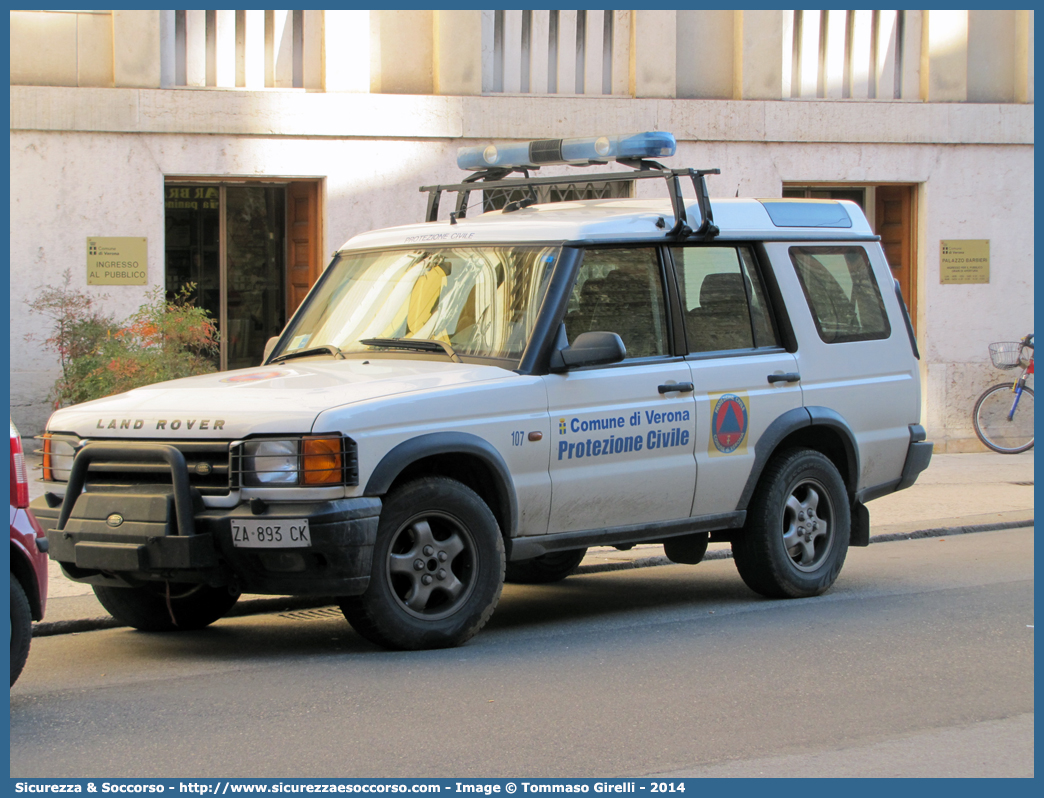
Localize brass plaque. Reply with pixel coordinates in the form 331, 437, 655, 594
87, 237, 148, 285
940, 240, 989, 284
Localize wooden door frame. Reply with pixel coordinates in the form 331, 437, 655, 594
164, 175, 325, 366
781, 182, 919, 334
873, 184, 918, 335
287, 180, 323, 319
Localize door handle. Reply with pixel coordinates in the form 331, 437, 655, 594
767, 372, 801, 384
658, 382, 694, 394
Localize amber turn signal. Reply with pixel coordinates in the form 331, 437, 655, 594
302, 437, 343, 484
41, 433, 53, 482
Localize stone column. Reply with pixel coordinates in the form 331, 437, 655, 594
242, 10, 265, 89
677, 10, 734, 99
1015, 10, 1034, 103
213, 10, 235, 88
434, 10, 482, 95
375, 10, 433, 95
114, 10, 161, 88
324, 10, 370, 92
735, 10, 784, 100
968, 10, 1016, 102
923, 10, 968, 102
631, 10, 676, 98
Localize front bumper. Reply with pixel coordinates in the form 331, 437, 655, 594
31, 442, 381, 596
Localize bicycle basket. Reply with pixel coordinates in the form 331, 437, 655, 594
988, 341, 1025, 369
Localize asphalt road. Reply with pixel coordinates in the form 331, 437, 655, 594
10, 527, 1034, 778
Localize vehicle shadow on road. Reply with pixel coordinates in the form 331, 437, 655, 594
488, 562, 759, 634
28, 561, 766, 669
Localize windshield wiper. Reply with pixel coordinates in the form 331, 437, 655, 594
270, 344, 345, 364
360, 338, 462, 363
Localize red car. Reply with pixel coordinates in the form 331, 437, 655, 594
10, 420, 48, 686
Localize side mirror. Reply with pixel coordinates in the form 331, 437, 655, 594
550, 331, 627, 372
262, 336, 280, 364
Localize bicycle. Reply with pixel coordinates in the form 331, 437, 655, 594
972, 333, 1034, 454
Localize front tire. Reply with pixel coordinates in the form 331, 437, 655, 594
973, 383, 1034, 454
505, 548, 587, 584
732, 448, 850, 599
340, 477, 505, 650
93, 582, 240, 632
11, 576, 32, 686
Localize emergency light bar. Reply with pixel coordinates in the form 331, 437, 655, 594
457, 132, 677, 171
423, 131, 719, 239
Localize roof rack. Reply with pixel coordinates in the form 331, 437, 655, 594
419, 161, 721, 239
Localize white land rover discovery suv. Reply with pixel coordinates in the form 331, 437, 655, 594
32, 132, 932, 650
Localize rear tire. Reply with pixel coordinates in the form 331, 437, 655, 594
10, 576, 32, 686
732, 448, 849, 599
340, 477, 504, 650
973, 383, 1034, 454
93, 582, 240, 632
505, 548, 587, 584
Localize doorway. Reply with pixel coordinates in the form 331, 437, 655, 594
164, 180, 322, 371
782, 183, 917, 333
874, 186, 917, 333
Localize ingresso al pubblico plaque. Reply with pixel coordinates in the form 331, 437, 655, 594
87, 237, 148, 286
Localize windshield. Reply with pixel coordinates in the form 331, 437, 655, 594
275, 245, 559, 363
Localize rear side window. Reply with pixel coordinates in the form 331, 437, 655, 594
790, 246, 890, 343
671, 246, 780, 353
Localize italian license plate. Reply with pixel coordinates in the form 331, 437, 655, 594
231, 519, 311, 548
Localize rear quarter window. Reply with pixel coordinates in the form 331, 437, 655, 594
790, 246, 891, 344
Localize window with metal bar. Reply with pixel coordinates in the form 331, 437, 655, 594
172, 9, 304, 89
785, 9, 909, 100
484, 9, 618, 96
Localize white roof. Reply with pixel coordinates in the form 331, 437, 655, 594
340, 197, 875, 251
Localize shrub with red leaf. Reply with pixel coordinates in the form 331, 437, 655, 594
27, 274, 219, 407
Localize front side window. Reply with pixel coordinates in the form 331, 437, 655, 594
790, 246, 890, 343
564, 248, 669, 360
672, 246, 780, 353
276, 246, 558, 362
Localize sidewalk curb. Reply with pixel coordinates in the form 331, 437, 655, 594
31, 517, 1033, 638
867, 518, 1033, 544
32, 594, 337, 638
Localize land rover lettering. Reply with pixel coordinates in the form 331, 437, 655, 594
154, 419, 225, 431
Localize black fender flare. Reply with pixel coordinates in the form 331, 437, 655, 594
805, 406, 861, 493
364, 432, 518, 539
737, 406, 860, 511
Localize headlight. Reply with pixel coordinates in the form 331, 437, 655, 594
240, 436, 345, 487
40, 434, 79, 482
243, 439, 299, 485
